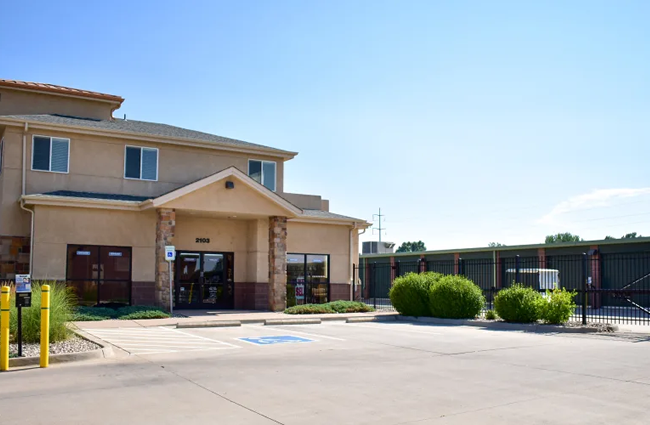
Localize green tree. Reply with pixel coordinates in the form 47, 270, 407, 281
396, 241, 427, 253
545, 233, 583, 244
604, 233, 641, 240
488, 242, 505, 247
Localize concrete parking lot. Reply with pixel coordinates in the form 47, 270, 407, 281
2, 321, 650, 424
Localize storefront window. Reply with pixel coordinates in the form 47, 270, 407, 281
66, 245, 132, 306
286, 253, 330, 306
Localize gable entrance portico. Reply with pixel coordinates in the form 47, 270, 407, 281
149, 167, 301, 311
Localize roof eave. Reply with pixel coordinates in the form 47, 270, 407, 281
360, 236, 650, 259
290, 217, 372, 227
21, 194, 148, 211
0, 83, 124, 105
0, 117, 298, 160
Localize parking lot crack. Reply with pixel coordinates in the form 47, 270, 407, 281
157, 365, 285, 424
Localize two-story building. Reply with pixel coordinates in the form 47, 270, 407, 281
0, 79, 369, 311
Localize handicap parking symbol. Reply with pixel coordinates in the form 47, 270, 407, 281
238, 335, 314, 345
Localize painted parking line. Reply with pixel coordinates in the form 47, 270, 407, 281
85, 327, 240, 355
335, 322, 443, 336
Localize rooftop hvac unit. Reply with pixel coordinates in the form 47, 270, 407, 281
362, 241, 396, 254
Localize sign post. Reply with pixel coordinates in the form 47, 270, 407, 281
165, 246, 176, 315
15, 274, 32, 357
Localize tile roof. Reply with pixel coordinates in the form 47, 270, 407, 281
0, 79, 123, 103
41, 190, 150, 202
0, 114, 296, 155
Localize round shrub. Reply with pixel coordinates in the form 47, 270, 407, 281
540, 289, 577, 324
389, 272, 442, 317
494, 285, 543, 323
428, 275, 485, 319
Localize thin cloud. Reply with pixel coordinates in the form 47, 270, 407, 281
538, 188, 650, 224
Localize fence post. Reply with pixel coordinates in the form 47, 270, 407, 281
582, 253, 588, 325
515, 255, 521, 284
372, 263, 377, 309
395, 261, 401, 279
352, 264, 356, 301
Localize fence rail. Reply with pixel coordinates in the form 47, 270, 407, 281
353, 253, 650, 325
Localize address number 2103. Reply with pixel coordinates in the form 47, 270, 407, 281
195, 238, 210, 243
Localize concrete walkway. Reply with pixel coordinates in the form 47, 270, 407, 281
73, 309, 398, 329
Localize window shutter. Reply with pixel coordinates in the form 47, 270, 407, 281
125, 147, 141, 179
50, 138, 69, 172
262, 161, 276, 191
32, 136, 51, 171
141, 148, 158, 180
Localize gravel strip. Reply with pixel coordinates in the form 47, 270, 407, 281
9, 336, 100, 358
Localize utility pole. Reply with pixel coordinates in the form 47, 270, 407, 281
372, 208, 386, 242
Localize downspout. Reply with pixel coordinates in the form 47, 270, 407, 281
19, 122, 35, 275
349, 223, 367, 300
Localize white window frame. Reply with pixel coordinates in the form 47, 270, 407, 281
248, 159, 277, 192
31, 135, 70, 174
123, 145, 159, 182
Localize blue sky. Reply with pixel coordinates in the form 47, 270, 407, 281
2, 1, 650, 250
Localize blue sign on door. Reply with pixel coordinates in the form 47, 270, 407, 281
238, 335, 314, 345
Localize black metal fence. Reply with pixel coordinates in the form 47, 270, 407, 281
353, 253, 650, 326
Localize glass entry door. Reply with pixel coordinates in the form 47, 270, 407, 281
175, 252, 234, 309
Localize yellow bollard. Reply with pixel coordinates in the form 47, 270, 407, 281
1, 286, 9, 372
40, 284, 50, 368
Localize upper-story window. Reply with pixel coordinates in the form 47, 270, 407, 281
124, 146, 158, 181
248, 159, 276, 191
32, 135, 70, 173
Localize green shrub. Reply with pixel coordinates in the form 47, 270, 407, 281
70, 313, 106, 322
284, 301, 375, 315
285, 304, 335, 314
494, 285, 543, 323
71, 305, 170, 321
540, 289, 577, 324
484, 309, 498, 320
389, 272, 442, 317
1, 282, 75, 343
327, 301, 374, 313
119, 310, 170, 320
428, 275, 485, 319
73, 306, 116, 320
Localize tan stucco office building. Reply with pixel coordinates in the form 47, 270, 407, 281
0, 79, 369, 311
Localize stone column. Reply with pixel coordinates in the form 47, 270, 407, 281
155, 208, 175, 310
268, 216, 287, 311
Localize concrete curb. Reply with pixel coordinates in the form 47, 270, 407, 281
176, 320, 241, 329
9, 327, 114, 368
265, 318, 322, 326
346, 316, 398, 323
397, 316, 618, 333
